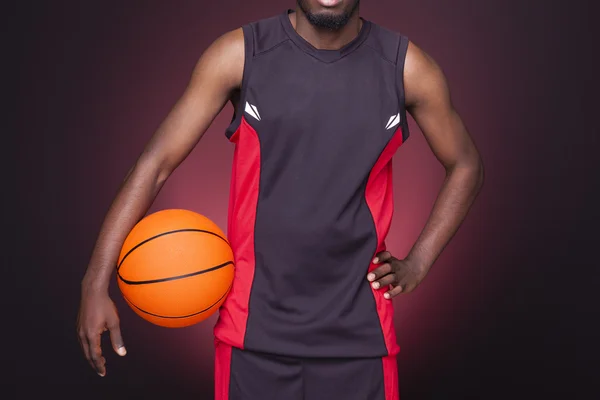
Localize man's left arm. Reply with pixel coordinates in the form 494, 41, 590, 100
367, 41, 485, 299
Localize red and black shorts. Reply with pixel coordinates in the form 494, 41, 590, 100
215, 339, 399, 400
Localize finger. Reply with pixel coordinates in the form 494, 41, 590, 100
108, 321, 127, 356
372, 251, 392, 264
371, 272, 397, 289
367, 262, 392, 282
383, 284, 404, 299
87, 332, 106, 376
78, 331, 96, 371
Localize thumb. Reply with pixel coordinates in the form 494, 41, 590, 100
108, 322, 127, 356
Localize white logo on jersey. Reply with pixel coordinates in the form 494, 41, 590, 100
385, 113, 400, 130
245, 102, 261, 121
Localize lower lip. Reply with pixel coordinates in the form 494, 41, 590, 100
317, 0, 343, 7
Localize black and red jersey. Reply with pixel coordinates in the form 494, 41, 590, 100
214, 9, 410, 359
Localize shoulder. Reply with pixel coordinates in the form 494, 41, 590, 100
196, 12, 286, 90
364, 21, 448, 107
363, 21, 409, 65
188, 27, 245, 91
405, 40, 441, 79
205, 27, 245, 63
245, 12, 293, 56
403, 40, 450, 108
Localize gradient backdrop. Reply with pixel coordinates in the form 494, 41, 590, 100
10, 0, 599, 399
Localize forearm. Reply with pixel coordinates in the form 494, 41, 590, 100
406, 156, 484, 273
81, 158, 167, 293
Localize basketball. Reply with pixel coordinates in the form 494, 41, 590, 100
116, 209, 234, 328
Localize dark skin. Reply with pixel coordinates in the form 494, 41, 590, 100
77, 0, 484, 377
368, 37, 484, 298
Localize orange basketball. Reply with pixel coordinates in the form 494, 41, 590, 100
116, 209, 234, 328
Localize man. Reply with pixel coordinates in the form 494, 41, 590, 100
77, 1, 484, 399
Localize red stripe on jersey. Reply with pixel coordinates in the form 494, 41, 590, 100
214, 338, 232, 400
214, 116, 261, 348
382, 354, 400, 400
365, 126, 406, 356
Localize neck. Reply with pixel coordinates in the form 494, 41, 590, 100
290, 7, 362, 50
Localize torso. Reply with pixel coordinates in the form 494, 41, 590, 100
214, 9, 411, 358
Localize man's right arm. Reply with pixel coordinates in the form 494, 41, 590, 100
77, 27, 245, 377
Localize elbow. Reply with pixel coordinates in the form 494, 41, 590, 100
469, 153, 485, 193
156, 166, 171, 187
477, 157, 485, 191
448, 152, 485, 193
133, 153, 172, 190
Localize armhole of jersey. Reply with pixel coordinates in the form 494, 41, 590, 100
225, 24, 255, 140
395, 35, 410, 142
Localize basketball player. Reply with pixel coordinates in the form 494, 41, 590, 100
77, 1, 484, 399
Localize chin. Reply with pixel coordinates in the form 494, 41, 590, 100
297, 0, 360, 30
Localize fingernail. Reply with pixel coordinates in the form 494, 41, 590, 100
367, 273, 375, 281
372, 282, 380, 289
384, 293, 390, 299
372, 257, 379, 264
98, 372, 105, 377
117, 346, 127, 356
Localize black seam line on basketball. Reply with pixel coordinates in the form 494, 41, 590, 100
117, 261, 234, 285
123, 283, 232, 319
117, 228, 230, 271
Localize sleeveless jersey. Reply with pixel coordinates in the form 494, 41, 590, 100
213, 9, 411, 358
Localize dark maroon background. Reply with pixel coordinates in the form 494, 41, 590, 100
9, 0, 599, 398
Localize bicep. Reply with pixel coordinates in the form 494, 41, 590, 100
139, 28, 244, 175
404, 42, 477, 170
